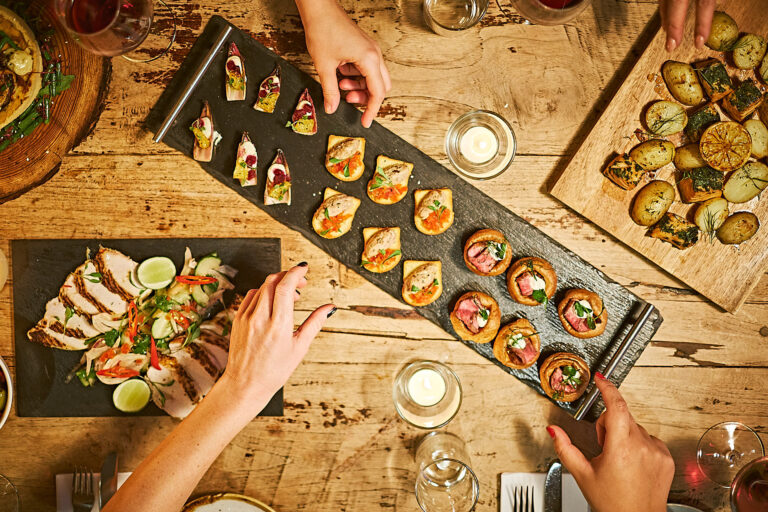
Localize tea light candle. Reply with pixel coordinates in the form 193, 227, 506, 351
408, 368, 446, 407
459, 126, 499, 164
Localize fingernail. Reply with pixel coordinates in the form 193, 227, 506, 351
595, 371, 605, 381
546, 426, 556, 439
327, 307, 337, 318
695, 35, 705, 49
666, 37, 677, 52
297, 261, 308, 267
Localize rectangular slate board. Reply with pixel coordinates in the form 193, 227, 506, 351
146, 16, 663, 421
12, 238, 283, 417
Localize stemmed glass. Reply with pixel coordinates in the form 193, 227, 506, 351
415, 432, 479, 512
507, 0, 590, 25
697, 422, 765, 488
731, 456, 768, 512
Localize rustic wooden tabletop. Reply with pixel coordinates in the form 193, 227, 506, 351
0, 1, 766, 510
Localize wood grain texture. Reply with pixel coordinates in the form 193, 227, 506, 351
0, 2, 111, 203
550, 1, 768, 313
0, 1, 766, 511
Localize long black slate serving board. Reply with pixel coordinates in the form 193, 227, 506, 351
12, 238, 283, 417
146, 16, 663, 421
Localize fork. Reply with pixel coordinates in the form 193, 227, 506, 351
72, 466, 95, 512
511, 485, 535, 512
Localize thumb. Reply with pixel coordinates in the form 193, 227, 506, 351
547, 425, 593, 481
317, 62, 341, 114
294, 304, 335, 348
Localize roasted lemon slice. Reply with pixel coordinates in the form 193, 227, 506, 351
699, 122, 752, 172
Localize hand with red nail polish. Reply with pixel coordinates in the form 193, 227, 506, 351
659, 0, 716, 52
546, 378, 674, 512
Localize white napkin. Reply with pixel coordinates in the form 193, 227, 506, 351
55, 472, 131, 512
500, 472, 590, 512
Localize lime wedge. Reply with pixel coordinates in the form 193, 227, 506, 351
137, 256, 176, 290
113, 379, 151, 413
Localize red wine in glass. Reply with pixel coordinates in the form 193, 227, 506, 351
537, 0, 583, 8
56, 0, 154, 56
731, 457, 768, 512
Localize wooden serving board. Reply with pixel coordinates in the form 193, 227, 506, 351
551, 2, 768, 313
146, 16, 664, 421
11, 238, 283, 417
0, 1, 110, 203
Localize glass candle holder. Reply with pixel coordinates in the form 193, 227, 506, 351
446, 110, 516, 180
423, 0, 489, 36
393, 361, 462, 429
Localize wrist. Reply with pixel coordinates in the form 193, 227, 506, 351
207, 373, 274, 422
295, 0, 342, 24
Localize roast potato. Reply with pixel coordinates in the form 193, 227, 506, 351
694, 197, 729, 236
645, 101, 687, 136
733, 34, 767, 70
760, 52, 768, 83
723, 162, 768, 203
744, 119, 768, 158
706, 11, 739, 51
662, 61, 704, 106
673, 143, 708, 170
629, 140, 675, 171
630, 180, 675, 226
717, 212, 760, 245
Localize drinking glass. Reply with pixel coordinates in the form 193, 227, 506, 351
697, 422, 765, 487
508, 0, 590, 25
731, 456, 768, 512
53, 0, 177, 62
0, 474, 19, 512
415, 432, 479, 512
423, 0, 489, 36
393, 361, 462, 429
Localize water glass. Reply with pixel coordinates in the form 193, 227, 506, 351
423, 0, 489, 36
415, 432, 479, 512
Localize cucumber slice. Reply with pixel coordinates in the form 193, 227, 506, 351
167, 282, 191, 303
195, 254, 221, 277
151, 315, 174, 339
137, 256, 177, 290
191, 285, 209, 306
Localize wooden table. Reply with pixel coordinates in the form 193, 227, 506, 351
0, 1, 766, 510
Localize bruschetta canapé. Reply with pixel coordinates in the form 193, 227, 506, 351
362, 227, 401, 273
414, 188, 454, 235
312, 189, 360, 239
402, 261, 442, 307
367, 156, 412, 204
325, 135, 365, 181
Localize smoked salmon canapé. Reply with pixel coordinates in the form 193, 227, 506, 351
414, 189, 454, 235
367, 156, 413, 205
493, 318, 541, 370
449, 291, 501, 344
463, 229, 512, 276
361, 228, 402, 273
325, 135, 366, 181
539, 352, 590, 402
506, 257, 557, 307
557, 289, 607, 339
402, 261, 442, 307
312, 189, 361, 239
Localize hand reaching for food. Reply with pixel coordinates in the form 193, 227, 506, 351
659, 0, 715, 51
295, 0, 392, 128
547, 373, 675, 512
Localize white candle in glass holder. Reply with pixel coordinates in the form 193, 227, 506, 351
459, 126, 499, 164
407, 368, 447, 407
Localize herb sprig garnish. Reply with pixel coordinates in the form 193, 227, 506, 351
573, 301, 596, 330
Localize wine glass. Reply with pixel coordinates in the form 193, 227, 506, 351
508, 0, 591, 25
697, 422, 765, 488
731, 456, 768, 512
415, 432, 479, 512
423, 0, 489, 36
52, 0, 177, 63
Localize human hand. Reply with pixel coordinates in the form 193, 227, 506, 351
660, 0, 715, 51
295, 0, 392, 128
220, 264, 335, 415
547, 373, 675, 512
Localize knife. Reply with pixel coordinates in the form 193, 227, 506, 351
99, 451, 118, 508
544, 459, 562, 512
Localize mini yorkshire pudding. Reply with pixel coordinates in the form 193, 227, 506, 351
539, 352, 590, 402
463, 229, 513, 276
449, 291, 501, 344
506, 257, 557, 306
557, 289, 608, 339
493, 318, 541, 370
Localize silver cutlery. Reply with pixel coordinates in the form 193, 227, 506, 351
100, 452, 119, 508
71, 466, 95, 512
512, 485, 535, 512
544, 460, 562, 512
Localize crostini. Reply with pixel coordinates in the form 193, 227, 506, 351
463, 229, 512, 276
325, 135, 365, 181
493, 318, 541, 370
312, 189, 360, 239
233, 132, 257, 187
361, 227, 401, 273
253, 64, 281, 113
449, 291, 501, 344
190, 101, 217, 163
539, 352, 590, 402
286, 88, 317, 135
264, 149, 291, 205
506, 257, 557, 306
414, 189, 454, 235
557, 289, 607, 339
225, 42, 246, 101
402, 260, 442, 307
367, 156, 412, 204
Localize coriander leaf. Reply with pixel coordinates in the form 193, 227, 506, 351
103, 329, 120, 347
478, 308, 489, 321
343, 163, 350, 177
411, 285, 420, 293
531, 289, 548, 305
84, 272, 102, 283
329, 157, 342, 164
